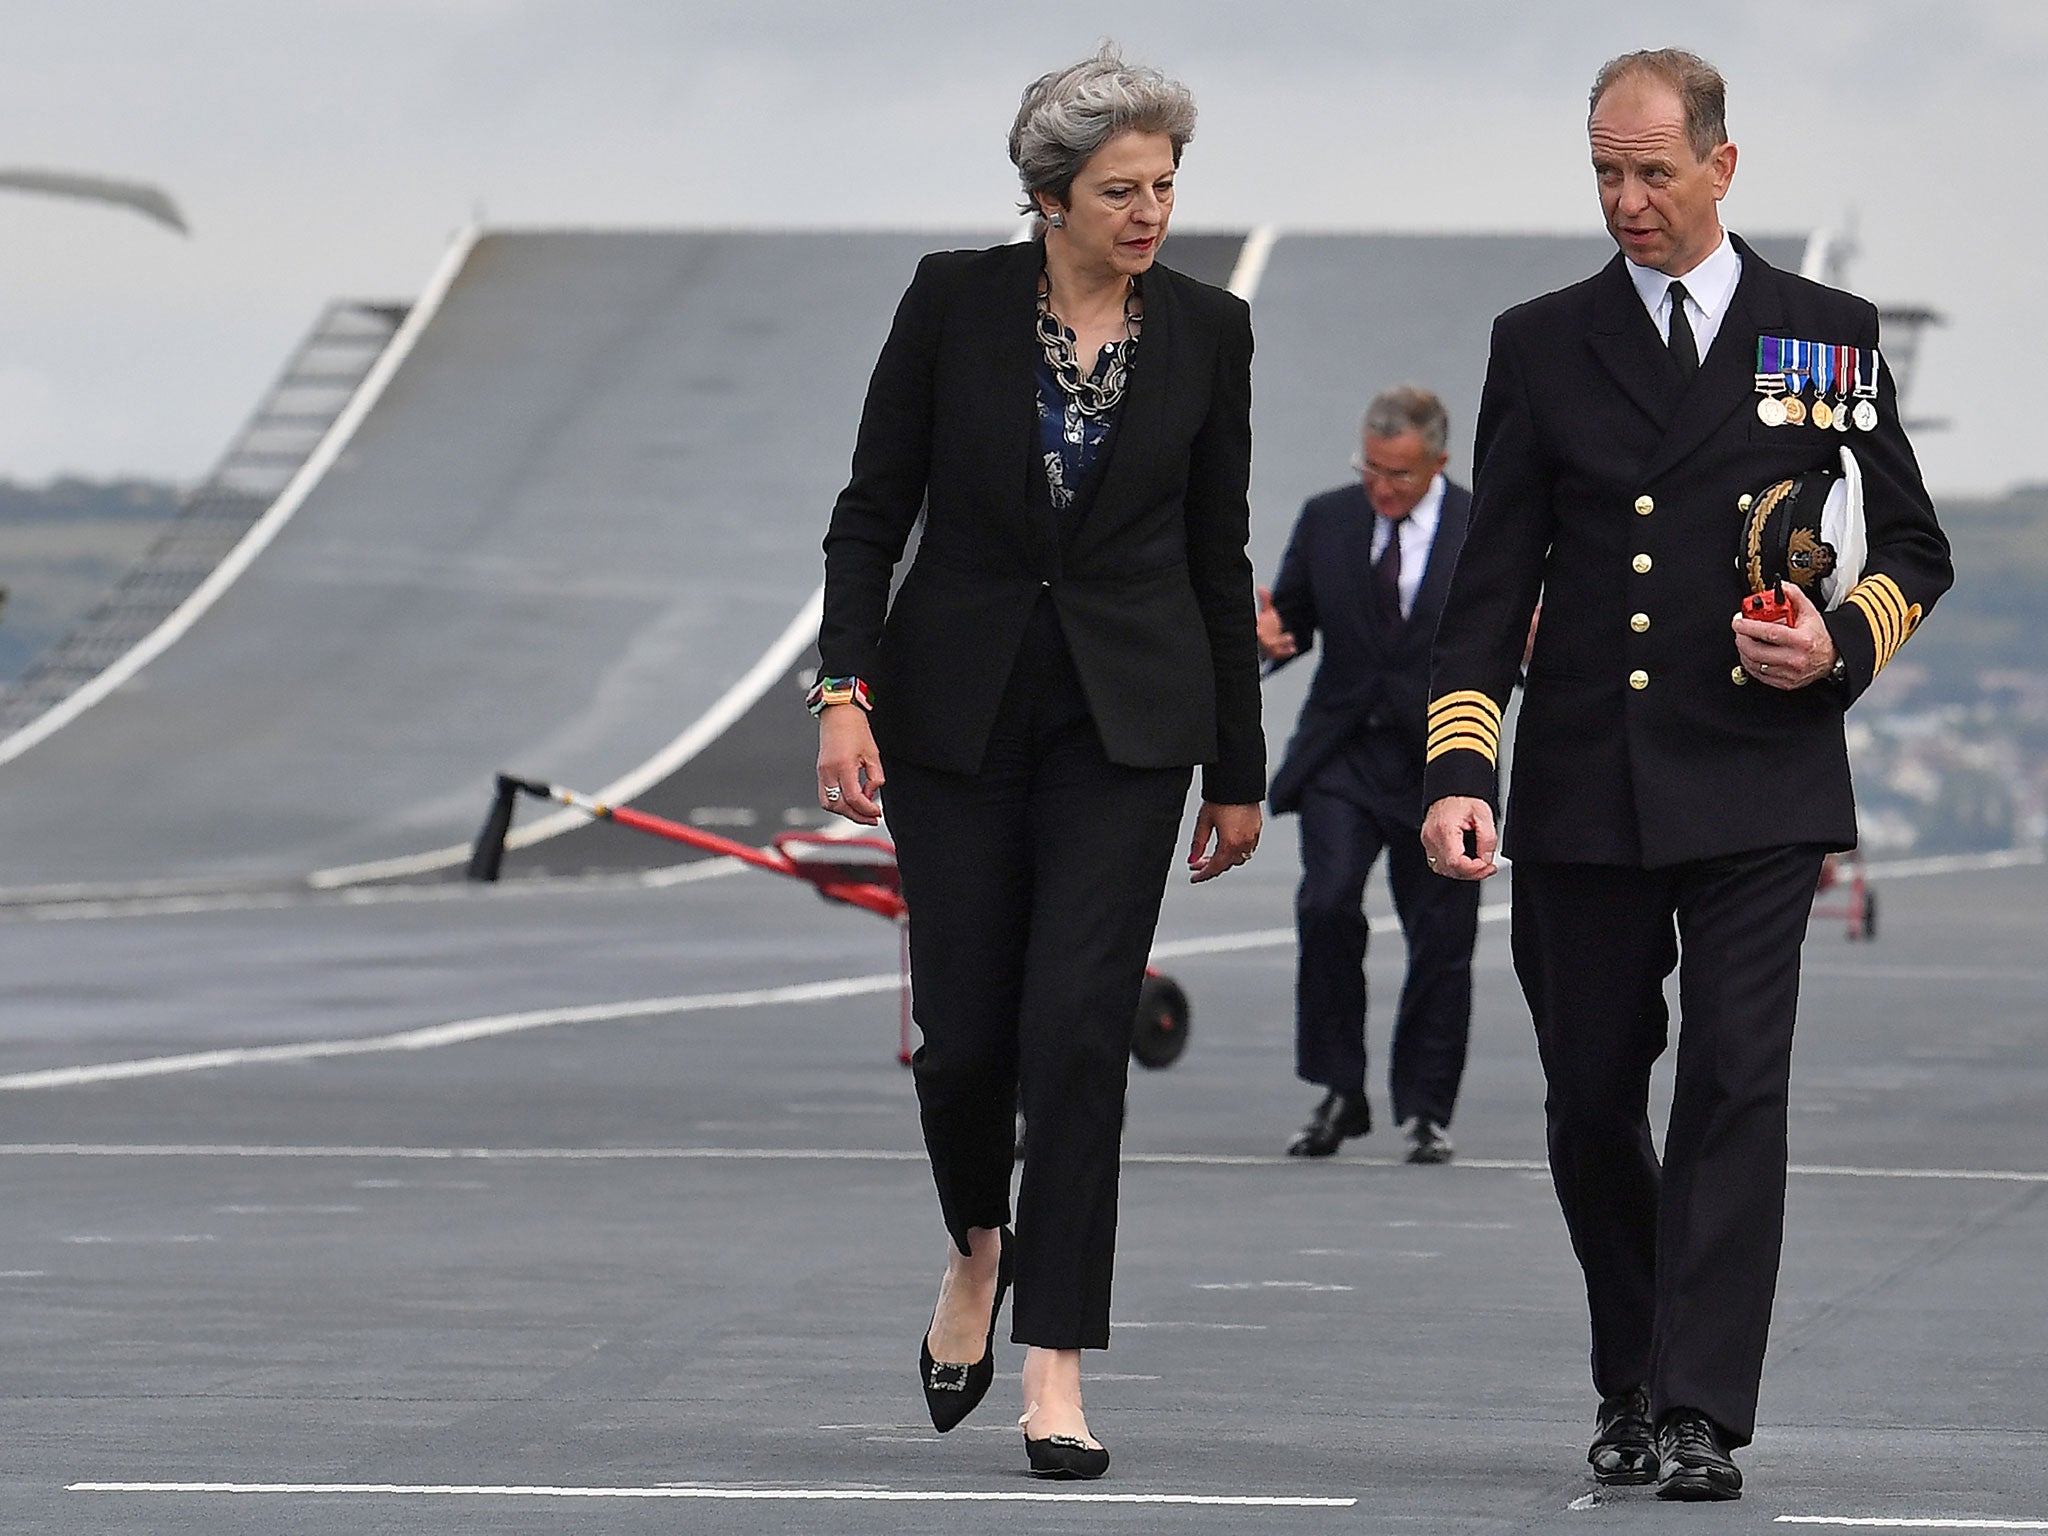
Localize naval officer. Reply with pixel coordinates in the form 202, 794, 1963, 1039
1420, 48, 1952, 1501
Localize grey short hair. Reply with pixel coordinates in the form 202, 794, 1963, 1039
1589, 48, 1728, 162
1009, 43, 1197, 220
1364, 386, 1450, 458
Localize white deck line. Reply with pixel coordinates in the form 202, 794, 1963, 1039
66, 1481, 1353, 1506
1228, 224, 1277, 302
5, 1145, 2044, 1185
307, 584, 826, 887
1778, 1520, 2048, 1531
0, 222, 482, 772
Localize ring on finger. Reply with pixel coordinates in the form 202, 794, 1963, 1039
824, 785, 842, 802
1760, 662, 1770, 673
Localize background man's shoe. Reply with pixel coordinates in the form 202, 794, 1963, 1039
1655, 1408, 1742, 1500
1285, 1090, 1371, 1157
1587, 1386, 1655, 1485
1401, 1117, 1454, 1164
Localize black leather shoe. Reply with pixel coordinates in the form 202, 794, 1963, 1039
1285, 1090, 1371, 1157
1025, 1432, 1110, 1480
1588, 1386, 1656, 1485
1401, 1117, 1455, 1164
918, 1228, 1012, 1433
1655, 1408, 1742, 1501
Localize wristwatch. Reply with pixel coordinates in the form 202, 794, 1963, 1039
1827, 654, 1849, 688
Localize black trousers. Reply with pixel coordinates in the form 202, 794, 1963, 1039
1511, 845, 1825, 1448
1293, 776, 1481, 1126
884, 600, 1190, 1349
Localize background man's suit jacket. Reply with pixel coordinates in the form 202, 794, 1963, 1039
1266, 480, 1473, 824
820, 239, 1264, 805
1425, 235, 1953, 867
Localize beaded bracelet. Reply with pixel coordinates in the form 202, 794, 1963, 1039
805, 675, 872, 716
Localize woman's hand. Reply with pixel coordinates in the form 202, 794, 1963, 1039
817, 706, 885, 825
1187, 800, 1262, 883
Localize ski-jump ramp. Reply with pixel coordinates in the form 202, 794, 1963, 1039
0, 227, 1805, 895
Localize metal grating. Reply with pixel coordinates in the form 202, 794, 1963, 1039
0, 301, 407, 738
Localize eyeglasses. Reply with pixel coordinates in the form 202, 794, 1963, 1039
1350, 451, 1426, 486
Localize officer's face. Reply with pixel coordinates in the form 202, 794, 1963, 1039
1359, 431, 1445, 521
1589, 75, 1736, 277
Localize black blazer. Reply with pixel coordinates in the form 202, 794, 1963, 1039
820, 240, 1264, 804
1425, 234, 1953, 867
1265, 480, 1473, 821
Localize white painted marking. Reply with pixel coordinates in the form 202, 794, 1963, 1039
1778, 1520, 2048, 1531
1193, 1281, 1355, 1292
307, 586, 827, 886
1114, 1322, 1269, 1331
1228, 224, 1278, 301
0, 1270, 47, 1278
0, 972, 899, 1091
0, 224, 480, 771
213, 1204, 362, 1215
68, 1481, 1356, 1507
63, 1234, 214, 1244
3, 1144, 2045, 1186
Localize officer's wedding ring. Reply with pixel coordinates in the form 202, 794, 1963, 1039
824, 785, 842, 803
1760, 662, 1770, 673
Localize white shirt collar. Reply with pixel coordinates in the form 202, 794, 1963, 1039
1625, 230, 1741, 360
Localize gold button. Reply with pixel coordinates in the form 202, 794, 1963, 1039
1630, 612, 1650, 633
1731, 665, 1749, 686
1628, 669, 1650, 690
1634, 495, 1654, 515
1632, 553, 1653, 574
1738, 494, 1754, 512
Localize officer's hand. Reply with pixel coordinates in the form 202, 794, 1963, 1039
816, 706, 885, 825
1420, 796, 1498, 881
1255, 586, 1297, 661
1731, 582, 1836, 690
1188, 801, 1262, 883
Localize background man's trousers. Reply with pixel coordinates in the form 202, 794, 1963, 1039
1293, 772, 1481, 1126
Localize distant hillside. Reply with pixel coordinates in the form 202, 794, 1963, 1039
0, 478, 182, 681
1902, 482, 2048, 696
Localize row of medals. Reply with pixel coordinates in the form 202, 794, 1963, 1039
1758, 389, 1878, 432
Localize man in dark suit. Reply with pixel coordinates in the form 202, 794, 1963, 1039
1260, 386, 1481, 1164
1422, 51, 1951, 1501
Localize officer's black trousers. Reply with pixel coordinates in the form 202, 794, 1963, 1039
1293, 782, 1481, 1125
1511, 844, 1825, 1449
884, 601, 1189, 1350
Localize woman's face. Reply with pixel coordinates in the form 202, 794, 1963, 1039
1043, 129, 1176, 279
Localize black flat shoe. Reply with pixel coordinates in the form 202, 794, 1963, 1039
1588, 1385, 1656, 1485
1654, 1407, 1742, 1501
918, 1228, 1012, 1433
1025, 1432, 1110, 1480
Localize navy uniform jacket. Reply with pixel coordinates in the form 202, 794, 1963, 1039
820, 240, 1264, 805
1266, 480, 1473, 824
1424, 235, 1953, 867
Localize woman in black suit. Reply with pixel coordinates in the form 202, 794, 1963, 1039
814, 45, 1262, 1480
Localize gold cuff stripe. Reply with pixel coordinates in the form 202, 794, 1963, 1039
1846, 574, 1922, 676
1426, 732, 1498, 766
1428, 689, 1503, 726
1427, 704, 1501, 738
1429, 717, 1500, 753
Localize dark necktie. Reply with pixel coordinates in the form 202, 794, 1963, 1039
1666, 279, 1699, 381
1373, 517, 1403, 633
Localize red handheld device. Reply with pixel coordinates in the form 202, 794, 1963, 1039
1740, 582, 1795, 627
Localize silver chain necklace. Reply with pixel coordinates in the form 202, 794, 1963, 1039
1035, 275, 1141, 420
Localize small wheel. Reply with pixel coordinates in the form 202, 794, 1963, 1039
1860, 888, 1877, 941
1130, 973, 1191, 1069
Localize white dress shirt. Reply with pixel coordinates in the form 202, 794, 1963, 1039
1625, 230, 1741, 363
1369, 472, 1446, 619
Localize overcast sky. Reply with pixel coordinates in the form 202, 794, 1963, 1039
2, 0, 2042, 495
